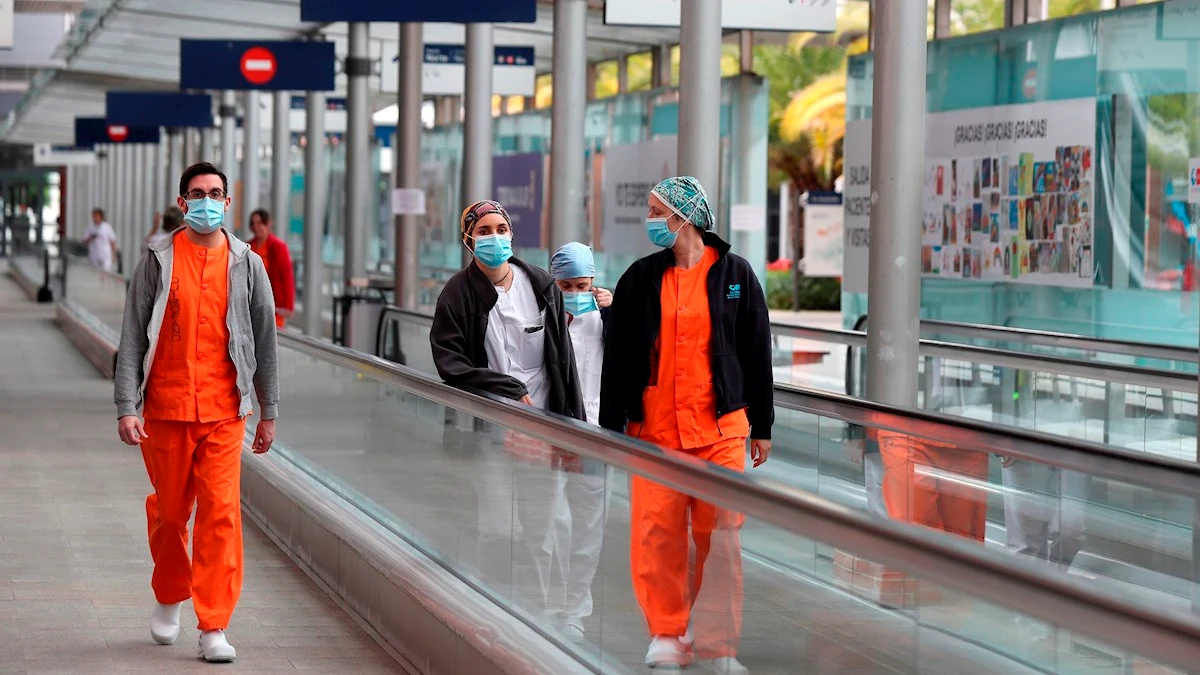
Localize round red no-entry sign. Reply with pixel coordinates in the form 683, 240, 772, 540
240, 46, 277, 86
107, 125, 129, 142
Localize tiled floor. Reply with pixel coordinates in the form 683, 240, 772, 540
0, 266, 405, 674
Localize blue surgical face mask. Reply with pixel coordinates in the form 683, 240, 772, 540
472, 233, 513, 269
184, 197, 226, 234
563, 291, 599, 317
646, 216, 684, 249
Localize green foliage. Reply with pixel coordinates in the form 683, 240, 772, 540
767, 271, 841, 311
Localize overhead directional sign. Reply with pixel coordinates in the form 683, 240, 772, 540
300, 0, 536, 23
106, 92, 215, 128
605, 0, 836, 32
34, 144, 96, 167
381, 44, 536, 96
75, 117, 160, 147
180, 40, 336, 91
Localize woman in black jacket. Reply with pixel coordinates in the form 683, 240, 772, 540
600, 176, 773, 674
429, 199, 584, 628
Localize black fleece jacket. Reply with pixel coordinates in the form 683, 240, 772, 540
430, 258, 585, 422
599, 232, 775, 440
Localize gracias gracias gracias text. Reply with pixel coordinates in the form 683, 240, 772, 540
954, 118, 1048, 146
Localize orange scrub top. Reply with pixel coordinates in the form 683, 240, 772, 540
142, 232, 241, 423
632, 246, 749, 450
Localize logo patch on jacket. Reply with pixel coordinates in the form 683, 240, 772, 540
726, 283, 741, 300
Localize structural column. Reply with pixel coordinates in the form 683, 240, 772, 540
549, 0, 587, 250
242, 90, 262, 235
200, 127, 214, 163
344, 22, 371, 285
933, 0, 952, 39
219, 91, 237, 171
272, 90, 291, 234
166, 132, 183, 209
678, 0, 722, 215
303, 90, 327, 337
395, 22, 422, 309
864, 0, 928, 407
462, 22, 494, 221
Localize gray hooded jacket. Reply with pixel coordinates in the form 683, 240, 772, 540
114, 229, 280, 421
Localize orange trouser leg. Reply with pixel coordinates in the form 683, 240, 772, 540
688, 437, 745, 660
932, 449, 989, 543
879, 433, 944, 529
142, 421, 197, 605
190, 417, 247, 631
631, 472, 691, 637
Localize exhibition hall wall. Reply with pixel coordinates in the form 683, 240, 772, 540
844, 1, 1200, 347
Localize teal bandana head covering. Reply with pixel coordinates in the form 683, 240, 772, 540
650, 176, 714, 232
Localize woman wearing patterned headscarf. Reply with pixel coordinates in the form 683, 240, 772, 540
430, 199, 584, 624
600, 176, 774, 673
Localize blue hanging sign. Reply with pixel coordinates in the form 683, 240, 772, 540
74, 117, 159, 147
299, 0, 536, 23
180, 40, 337, 91
106, 92, 214, 128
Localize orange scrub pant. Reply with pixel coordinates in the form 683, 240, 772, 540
141, 417, 247, 631
877, 431, 989, 542
630, 437, 745, 659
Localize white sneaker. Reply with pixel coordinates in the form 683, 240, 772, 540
150, 602, 182, 645
645, 636, 691, 669
706, 656, 750, 675
197, 630, 237, 663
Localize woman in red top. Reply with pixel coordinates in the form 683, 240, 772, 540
249, 208, 295, 328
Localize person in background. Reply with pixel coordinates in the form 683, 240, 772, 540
601, 176, 773, 675
114, 162, 279, 663
248, 209, 295, 329
547, 242, 613, 641
85, 207, 118, 272
144, 207, 185, 249
430, 199, 584, 623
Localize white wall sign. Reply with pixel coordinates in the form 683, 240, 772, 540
34, 144, 95, 167
380, 43, 536, 96
392, 188, 427, 216
601, 137, 677, 257
730, 204, 766, 233
0, 1, 13, 50
843, 97, 1097, 292
842, 120, 872, 293
803, 198, 843, 278
604, 0, 836, 32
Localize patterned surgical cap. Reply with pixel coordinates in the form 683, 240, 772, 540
650, 175, 714, 231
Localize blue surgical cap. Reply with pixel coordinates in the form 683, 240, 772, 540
651, 175, 715, 231
550, 242, 596, 280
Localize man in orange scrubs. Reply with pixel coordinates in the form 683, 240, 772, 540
602, 177, 774, 675
115, 162, 280, 663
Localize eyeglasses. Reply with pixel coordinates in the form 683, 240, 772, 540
183, 189, 226, 201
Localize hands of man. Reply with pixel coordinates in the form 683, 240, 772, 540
751, 439, 772, 468
593, 287, 614, 309
118, 416, 149, 446
520, 394, 534, 406
252, 419, 276, 454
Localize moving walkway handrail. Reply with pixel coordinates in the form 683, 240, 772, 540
378, 304, 1196, 392
278, 329, 1200, 670
773, 382, 1200, 499
771, 323, 1194, 392
921, 317, 1198, 364
370, 304, 1200, 498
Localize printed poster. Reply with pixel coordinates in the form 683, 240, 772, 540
845, 98, 1095, 291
